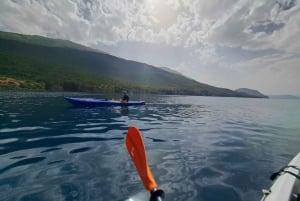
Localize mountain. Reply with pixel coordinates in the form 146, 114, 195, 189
160, 67, 183, 76
235, 88, 268, 98
0, 30, 259, 97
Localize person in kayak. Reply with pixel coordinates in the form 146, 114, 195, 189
121, 91, 129, 103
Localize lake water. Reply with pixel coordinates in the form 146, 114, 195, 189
0, 92, 299, 201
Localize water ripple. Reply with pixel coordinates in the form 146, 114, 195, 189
0, 157, 46, 175
0, 126, 50, 133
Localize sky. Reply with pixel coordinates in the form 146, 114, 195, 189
0, 0, 300, 95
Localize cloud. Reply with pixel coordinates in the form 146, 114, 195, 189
0, 0, 300, 94
0, 0, 90, 42
183, 0, 300, 54
1, 0, 299, 51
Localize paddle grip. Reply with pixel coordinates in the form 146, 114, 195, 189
150, 189, 165, 201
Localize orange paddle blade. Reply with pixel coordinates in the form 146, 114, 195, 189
125, 126, 158, 191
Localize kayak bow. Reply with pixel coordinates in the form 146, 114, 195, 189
261, 152, 300, 201
125, 126, 165, 201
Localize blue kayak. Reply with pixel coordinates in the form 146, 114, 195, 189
64, 97, 146, 107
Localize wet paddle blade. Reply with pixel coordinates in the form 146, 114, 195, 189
125, 126, 158, 191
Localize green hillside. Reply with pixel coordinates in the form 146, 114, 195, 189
0, 31, 258, 97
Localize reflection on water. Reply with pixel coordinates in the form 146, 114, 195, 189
0, 92, 299, 201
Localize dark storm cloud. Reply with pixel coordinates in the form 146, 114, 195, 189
277, 0, 297, 11
77, 0, 94, 21
249, 20, 285, 34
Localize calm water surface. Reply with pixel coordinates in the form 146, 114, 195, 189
0, 92, 299, 201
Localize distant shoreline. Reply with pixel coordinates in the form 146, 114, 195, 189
0, 90, 273, 99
